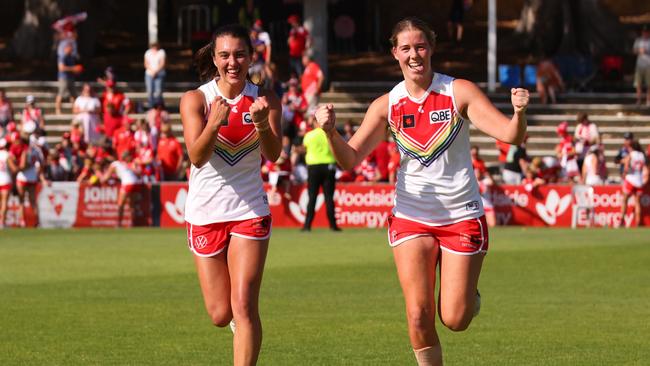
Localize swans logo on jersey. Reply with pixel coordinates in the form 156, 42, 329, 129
429, 108, 452, 124
194, 235, 208, 250
242, 112, 253, 124
465, 200, 480, 211
402, 114, 415, 129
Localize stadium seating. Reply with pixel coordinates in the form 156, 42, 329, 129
2, 79, 649, 181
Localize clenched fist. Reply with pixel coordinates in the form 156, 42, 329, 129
207, 96, 230, 131
511, 88, 529, 114
314, 104, 336, 133
250, 96, 270, 132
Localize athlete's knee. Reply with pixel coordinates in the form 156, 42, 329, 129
231, 296, 258, 321
406, 305, 435, 333
206, 305, 232, 327
439, 309, 473, 332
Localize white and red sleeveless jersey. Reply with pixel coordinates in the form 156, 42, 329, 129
184, 80, 269, 225
111, 160, 140, 186
0, 150, 12, 186
16, 145, 43, 183
625, 150, 646, 188
388, 73, 483, 224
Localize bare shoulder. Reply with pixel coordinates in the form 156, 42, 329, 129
452, 78, 482, 95
180, 89, 205, 108
367, 93, 390, 118
452, 78, 486, 112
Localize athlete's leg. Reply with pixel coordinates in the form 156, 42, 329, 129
194, 252, 233, 327
16, 184, 26, 227
228, 236, 269, 366
322, 165, 339, 229
303, 164, 325, 230
619, 191, 630, 228
116, 189, 126, 227
0, 190, 8, 227
438, 250, 485, 331
392, 236, 442, 366
27, 185, 38, 227
633, 194, 642, 227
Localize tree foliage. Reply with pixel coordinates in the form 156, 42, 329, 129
515, 0, 628, 57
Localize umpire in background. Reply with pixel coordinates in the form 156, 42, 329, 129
301, 112, 341, 232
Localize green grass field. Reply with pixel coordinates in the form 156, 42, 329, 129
1, 227, 649, 365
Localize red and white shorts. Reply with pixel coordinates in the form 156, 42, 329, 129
0, 183, 11, 192
622, 180, 643, 196
186, 215, 272, 257
16, 180, 37, 188
387, 215, 489, 255
121, 184, 142, 194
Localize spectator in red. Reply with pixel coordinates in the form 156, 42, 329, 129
573, 112, 600, 168
265, 153, 293, 201
145, 102, 169, 151
555, 121, 579, 182
287, 14, 311, 76
495, 139, 510, 168
101, 151, 142, 227
281, 78, 308, 132
471, 145, 496, 227
156, 123, 183, 181
21, 95, 45, 135
15, 133, 49, 227
387, 140, 400, 185
112, 118, 137, 162
522, 166, 546, 192
368, 135, 390, 182
136, 138, 156, 184
0, 138, 16, 228
101, 80, 131, 139
301, 54, 324, 110
0, 89, 14, 129
354, 157, 381, 183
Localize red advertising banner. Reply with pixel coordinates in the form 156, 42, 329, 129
5, 182, 151, 228
491, 185, 650, 227
74, 183, 151, 227
4, 182, 648, 228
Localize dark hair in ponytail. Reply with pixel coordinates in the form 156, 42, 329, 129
195, 24, 254, 82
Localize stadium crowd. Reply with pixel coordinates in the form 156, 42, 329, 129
1, 15, 650, 229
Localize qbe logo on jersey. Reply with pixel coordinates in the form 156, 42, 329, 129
429, 108, 452, 124
242, 112, 253, 125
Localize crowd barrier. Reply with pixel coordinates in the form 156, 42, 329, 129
4, 182, 650, 228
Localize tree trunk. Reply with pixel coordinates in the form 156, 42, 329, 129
515, 0, 628, 57
10, 0, 62, 60
10, 0, 113, 60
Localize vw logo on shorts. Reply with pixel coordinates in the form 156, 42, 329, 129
194, 235, 208, 249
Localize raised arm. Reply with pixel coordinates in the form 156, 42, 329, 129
251, 89, 283, 162
180, 90, 229, 168
315, 94, 389, 170
454, 79, 529, 144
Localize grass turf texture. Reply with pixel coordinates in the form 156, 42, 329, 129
1, 228, 649, 365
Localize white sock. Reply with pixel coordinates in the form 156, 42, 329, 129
413, 345, 442, 366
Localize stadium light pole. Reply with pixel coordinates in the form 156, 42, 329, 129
487, 0, 497, 92
148, 0, 158, 44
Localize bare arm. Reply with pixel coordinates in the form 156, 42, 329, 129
315, 95, 389, 170
253, 89, 283, 162
100, 164, 115, 183
454, 79, 529, 144
179, 90, 229, 168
